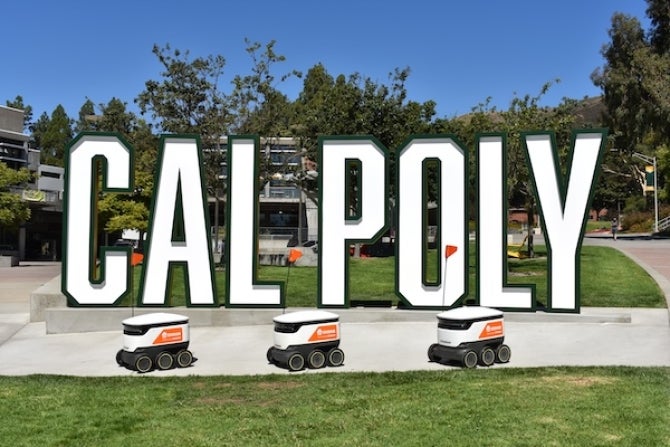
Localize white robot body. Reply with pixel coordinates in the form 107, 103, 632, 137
122, 312, 190, 352
267, 310, 345, 371
428, 306, 511, 368
116, 312, 195, 373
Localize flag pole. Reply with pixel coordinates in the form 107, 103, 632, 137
442, 245, 458, 308
285, 248, 303, 314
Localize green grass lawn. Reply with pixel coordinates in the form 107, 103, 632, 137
1, 368, 667, 446
27, 246, 670, 446
119, 245, 665, 308
257, 244, 665, 308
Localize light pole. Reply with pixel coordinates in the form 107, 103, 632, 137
294, 169, 318, 246
632, 152, 659, 233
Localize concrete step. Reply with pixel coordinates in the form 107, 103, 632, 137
44, 305, 632, 334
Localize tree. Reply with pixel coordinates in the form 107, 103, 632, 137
84, 98, 155, 244
137, 44, 233, 245
229, 39, 302, 214
293, 64, 435, 158
136, 44, 230, 146
291, 64, 436, 254
97, 98, 137, 136
30, 112, 50, 150
230, 39, 300, 137
0, 162, 31, 228
295, 65, 436, 184
292, 65, 359, 156
647, 0, 670, 54
36, 105, 73, 166
433, 97, 500, 220
592, 2, 670, 206
437, 82, 583, 257
75, 99, 96, 133
76, 97, 137, 135
98, 118, 158, 248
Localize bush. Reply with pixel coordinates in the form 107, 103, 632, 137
624, 196, 647, 214
621, 211, 653, 232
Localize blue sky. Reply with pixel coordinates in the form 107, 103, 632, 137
3, 1, 651, 123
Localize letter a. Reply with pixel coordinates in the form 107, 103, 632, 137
139, 136, 216, 306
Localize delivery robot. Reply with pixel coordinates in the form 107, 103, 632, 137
116, 312, 195, 373
427, 306, 511, 368
266, 310, 345, 371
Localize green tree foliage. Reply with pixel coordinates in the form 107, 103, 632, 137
103, 118, 158, 243
229, 39, 302, 210
230, 39, 300, 137
291, 63, 436, 213
75, 99, 96, 133
81, 98, 156, 238
136, 44, 232, 241
136, 44, 230, 147
97, 98, 137, 136
36, 105, 73, 166
647, 0, 670, 54
437, 82, 586, 256
592, 0, 670, 201
30, 111, 50, 150
0, 162, 31, 227
293, 64, 435, 156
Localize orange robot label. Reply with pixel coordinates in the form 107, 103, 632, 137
153, 327, 183, 345
479, 320, 504, 339
308, 324, 339, 342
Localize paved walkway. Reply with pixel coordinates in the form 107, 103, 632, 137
0, 236, 668, 375
0, 262, 61, 349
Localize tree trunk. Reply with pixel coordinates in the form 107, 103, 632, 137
526, 202, 535, 258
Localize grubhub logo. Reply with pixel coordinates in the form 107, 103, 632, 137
153, 327, 183, 345
309, 324, 339, 342
479, 321, 504, 340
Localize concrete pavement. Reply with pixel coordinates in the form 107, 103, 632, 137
0, 262, 61, 356
0, 237, 668, 376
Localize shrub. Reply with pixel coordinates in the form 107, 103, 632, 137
622, 211, 653, 232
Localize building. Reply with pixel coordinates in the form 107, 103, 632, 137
211, 136, 318, 255
0, 108, 313, 262
0, 105, 64, 260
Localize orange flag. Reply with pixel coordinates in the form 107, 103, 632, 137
444, 245, 458, 259
131, 252, 144, 267
288, 249, 303, 264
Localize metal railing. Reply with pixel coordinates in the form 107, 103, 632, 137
658, 215, 670, 232
260, 186, 301, 199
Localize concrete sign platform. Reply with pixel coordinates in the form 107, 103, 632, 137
0, 307, 668, 376
0, 236, 669, 376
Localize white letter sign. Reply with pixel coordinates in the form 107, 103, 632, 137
139, 136, 216, 306
318, 138, 388, 306
62, 134, 132, 305
396, 137, 467, 307
525, 131, 605, 311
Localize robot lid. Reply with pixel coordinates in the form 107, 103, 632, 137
273, 310, 339, 324
436, 306, 503, 322
122, 312, 189, 327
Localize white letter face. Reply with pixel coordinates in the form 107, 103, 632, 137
318, 138, 388, 307
226, 137, 282, 307
396, 137, 467, 308
525, 131, 605, 312
62, 134, 132, 305
477, 135, 534, 309
139, 137, 216, 306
